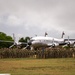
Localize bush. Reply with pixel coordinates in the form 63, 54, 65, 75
0, 48, 75, 58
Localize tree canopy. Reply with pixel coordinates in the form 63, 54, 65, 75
0, 32, 14, 48
19, 36, 30, 43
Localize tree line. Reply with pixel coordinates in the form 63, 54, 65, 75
0, 32, 14, 48
0, 32, 30, 48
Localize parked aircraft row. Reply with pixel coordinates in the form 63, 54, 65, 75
0, 32, 75, 49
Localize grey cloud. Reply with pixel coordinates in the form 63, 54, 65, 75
0, 0, 75, 39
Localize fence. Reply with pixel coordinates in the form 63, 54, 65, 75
0, 48, 75, 58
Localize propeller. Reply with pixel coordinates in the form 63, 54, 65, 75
22, 38, 32, 50
9, 33, 17, 48
52, 38, 55, 47
61, 31, 65, 38
67, 36, 70, 47
63, 36, 70, 48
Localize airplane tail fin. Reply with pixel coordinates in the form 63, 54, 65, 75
61, 31, 65, 38
45, 32, 48, 37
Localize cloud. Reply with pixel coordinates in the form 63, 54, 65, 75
0, 0, 75, 40
0, 14, 23, 27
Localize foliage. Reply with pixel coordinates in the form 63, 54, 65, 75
0, 32, 14, 48
19, 37, 25, 42
19, 36, 30, 43
0, 48, 75, 58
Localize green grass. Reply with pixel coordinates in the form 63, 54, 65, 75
0, 58, 75, 75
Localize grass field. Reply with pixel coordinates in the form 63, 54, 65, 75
0, 58, 75, 75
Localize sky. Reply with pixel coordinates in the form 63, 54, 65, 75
0, 0, 75, 41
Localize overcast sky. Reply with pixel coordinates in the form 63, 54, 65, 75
0, 0, 75, 41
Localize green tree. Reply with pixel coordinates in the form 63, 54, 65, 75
25, 37, 30, 43
0, 32, 14, 48
19, 37, 25, 42
0, 32, 6, 40
19, 37, 30, 43
18, 37, 30, 49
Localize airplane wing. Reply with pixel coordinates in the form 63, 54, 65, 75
64, 39, 75, 41
64, 39, 75, 44
0, 40, 14, 43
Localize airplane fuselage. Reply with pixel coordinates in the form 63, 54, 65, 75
30, 36, 64, 48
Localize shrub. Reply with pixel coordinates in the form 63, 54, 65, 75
0, 48, 75, 58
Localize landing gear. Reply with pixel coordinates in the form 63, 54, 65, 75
52, 44, 55, 48
67, 42, 70, 47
